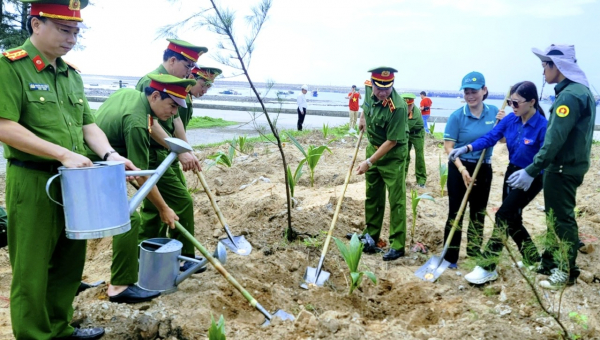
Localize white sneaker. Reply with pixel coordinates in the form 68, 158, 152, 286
539, 268, 570, 290
464, 266, 498, 284
516, 261, 536, 271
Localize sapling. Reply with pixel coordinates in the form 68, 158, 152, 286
322, 123, 330, 139
410, 189, 435, 252
208, 314, 226, 340
333, 233, 377, 294
439, 155, 448, 196
429, 120, 436, 135
208, 143, 235, 168
286, 161, 305, 199
286, 133, 332, 187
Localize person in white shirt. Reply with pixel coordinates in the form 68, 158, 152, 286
297, 84, 308, 130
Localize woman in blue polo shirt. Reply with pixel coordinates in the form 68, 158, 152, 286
449, 81, 547, 284
443, 71, 503, 269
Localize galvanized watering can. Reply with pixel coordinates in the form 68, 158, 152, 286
138, 238, 227, 293
45, 138, 192, 240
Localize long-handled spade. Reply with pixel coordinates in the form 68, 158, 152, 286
301, 130, 364, 289
194, 170, 252, 256
415, 88, 511, 282
174, 221, 294, 326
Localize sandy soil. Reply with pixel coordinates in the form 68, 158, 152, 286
1, 133, 599, 339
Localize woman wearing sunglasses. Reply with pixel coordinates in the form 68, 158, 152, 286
449, 81, 547, 284
442, 71, 503, 270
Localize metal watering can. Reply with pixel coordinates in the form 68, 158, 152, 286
138, 238, 227, 294
45, 138, 192, 240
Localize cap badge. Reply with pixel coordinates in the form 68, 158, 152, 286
381, 71, 390, 77
69, 0, 81, 10
472, 78, 477, 81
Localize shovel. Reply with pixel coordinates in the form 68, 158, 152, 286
174, 221, 294, 326
195, 170, 252, 256
415, 88, 511, 282
301, 130, 364, 289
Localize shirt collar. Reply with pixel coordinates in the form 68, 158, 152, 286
22, 38, 68, 74
157, 64, 169, 75
554, 78, 573, 95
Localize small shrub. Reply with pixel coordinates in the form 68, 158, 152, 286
286, 133, 332, 187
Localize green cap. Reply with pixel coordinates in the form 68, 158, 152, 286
23, 0, 89, 28
166, 39, 208, 62
146, 74, 196, 108
460, 71, 485, 90
400, 93, 416, 99
368, 66, 398, 88
191, 65, 222, 84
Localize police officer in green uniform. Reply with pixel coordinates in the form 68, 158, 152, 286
401, 93, 427, 188
356, 67, 409, 261
135, 40, 206, 270
95, 74, 194, 303
0, 1, 138, 338
188, 65, 222, 105
507, 44, 596, 289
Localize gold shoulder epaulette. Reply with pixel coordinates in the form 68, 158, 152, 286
64, 60, 81, 72
2, 49, 28, 62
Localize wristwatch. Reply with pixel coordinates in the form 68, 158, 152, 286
103, 150, 118, 161
366, 158, 373, 167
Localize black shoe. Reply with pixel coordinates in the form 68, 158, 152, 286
68, 327, 105, 339
76, 281, 105, 296
534, 264, 553, 276
180, 258, 208, 274
383, 248, 405, 261
108, 285, 160, 304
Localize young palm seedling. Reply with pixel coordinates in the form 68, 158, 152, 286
438, 155, 448, 196
208, 143, 236, 168
410, 189, 435, 253
333, 233, 377, 294
286, 133, 332, 187
286, 161, 305, 199
322, 123, 330, 139
208, 314, 226, 340
429, 120, 436, 135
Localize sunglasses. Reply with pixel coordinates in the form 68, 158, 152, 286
506, 99, 527, 108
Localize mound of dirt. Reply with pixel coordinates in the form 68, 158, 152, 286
1, 132, 599, 339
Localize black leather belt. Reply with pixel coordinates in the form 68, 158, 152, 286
9, 159, 62, 173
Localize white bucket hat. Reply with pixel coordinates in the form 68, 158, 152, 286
532, 44, 589, 87
301, 84, 308, 90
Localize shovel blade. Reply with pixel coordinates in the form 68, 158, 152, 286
300, 266, 330, 289
219, 235, 253, 256
261, 309, 295, 327
415, 255, 450, 282
214, 242, 228, 265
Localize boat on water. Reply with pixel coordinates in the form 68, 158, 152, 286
276, 91, 289, 96
288, 90, 294, 94
219, 89, 240, 95
312, 90, 318, 97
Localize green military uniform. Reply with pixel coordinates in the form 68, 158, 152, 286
94, 88, 156, 286
401, 93, 427, 186
524, 78, 596, 280
0, 38, 91, 339
135, 68, 195, 257
362, 73, 409, 252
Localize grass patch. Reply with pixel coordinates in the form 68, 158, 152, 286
194, 128, 314, 150
187, 116, 238, 129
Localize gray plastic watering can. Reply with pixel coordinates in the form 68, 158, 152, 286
45, 138, 192, 240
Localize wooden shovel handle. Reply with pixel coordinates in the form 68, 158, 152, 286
195, 170, 228, 230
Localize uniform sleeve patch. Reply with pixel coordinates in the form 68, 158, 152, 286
556, 105, 570, 117
2, 49, 28, 61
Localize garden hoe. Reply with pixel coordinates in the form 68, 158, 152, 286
301, 130, 364, 289
415, 88, 511, 282
174, 221, 294, 326
195, 170, 252, 256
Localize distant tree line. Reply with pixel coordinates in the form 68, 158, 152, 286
0, 0, 29, 51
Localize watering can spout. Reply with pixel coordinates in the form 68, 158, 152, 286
127, 138, 193, 215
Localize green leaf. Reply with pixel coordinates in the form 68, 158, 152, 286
208, 151, 232, 167
417, 193, 435, 202
333, 236, 351, 267
349, 271, 363, 294
285, 132, 307, 158
347, 233, 362, 272
286, 165, 296, 198
208, 314, 226, 340
364, 271, 377, 284
294, 160, 305, 183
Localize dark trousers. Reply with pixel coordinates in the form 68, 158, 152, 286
480, 164, 543, 271
443, 161, 493, 264
297, 107, 306, 130
540, 171, 584, 280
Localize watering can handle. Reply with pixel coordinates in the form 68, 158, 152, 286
45, 173, 63, 206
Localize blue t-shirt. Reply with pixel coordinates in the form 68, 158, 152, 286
470, 111, 547, 170
444, 104, 498, 161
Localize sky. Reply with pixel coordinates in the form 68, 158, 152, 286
65, 0, 600, 94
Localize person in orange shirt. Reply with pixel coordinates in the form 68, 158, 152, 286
346, 85, 362, 132
419, 91, 433, 133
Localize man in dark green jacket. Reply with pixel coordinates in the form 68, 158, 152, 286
356, 67, 409, 261
507, 44, 596, 289
401, 93, 427, 187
